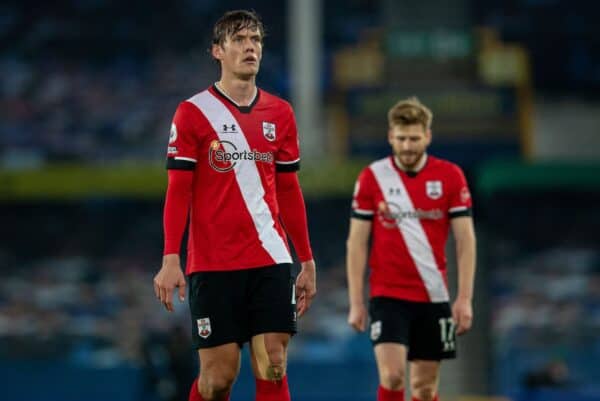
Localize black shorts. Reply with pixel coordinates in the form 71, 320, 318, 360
188, 263, 297, 349
368, 297, 457, 361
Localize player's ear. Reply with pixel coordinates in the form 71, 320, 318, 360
211, 43, 223, 61
425, 129, 432, 145
387, 128, 394, 146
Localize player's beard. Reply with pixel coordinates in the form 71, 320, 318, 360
395, 149, 425, 171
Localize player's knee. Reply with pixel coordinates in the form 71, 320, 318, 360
264, 337, 288, 380
380, 368, 405, 390
199, 369, 236, 400
199, 378, 234, 401
411, 381, 436, 401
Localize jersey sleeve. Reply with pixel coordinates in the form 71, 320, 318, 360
275, 103, 300, 172
166, 102, 200, 170
351, 168, 376, 220
448, 164, 473, 218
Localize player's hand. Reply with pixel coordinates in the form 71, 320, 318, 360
347, 303, 367, 332
295, 260, 316, 317
153, 254, 187, 312
452, 296, 473, 335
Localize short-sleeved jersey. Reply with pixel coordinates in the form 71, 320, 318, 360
166, 85, 300, 273
351, 155, 472, 303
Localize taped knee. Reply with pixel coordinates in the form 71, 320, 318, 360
265, 343, 285, 380
412, 383, 436, 401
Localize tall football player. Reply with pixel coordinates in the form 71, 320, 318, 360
153, 10, 317, 401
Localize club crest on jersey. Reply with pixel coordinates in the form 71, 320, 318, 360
426, 180, 443, 200
262, 121, 276, 142
169, 123, 178, 144
197, 318, 212, 339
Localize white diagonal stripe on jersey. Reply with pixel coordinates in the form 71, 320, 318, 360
370, 158, 449, 302
187, 91, 292, 264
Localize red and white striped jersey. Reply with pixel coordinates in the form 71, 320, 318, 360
351, 155, 472, 303
166, 85, 300, 273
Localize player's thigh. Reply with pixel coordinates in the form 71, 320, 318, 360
369, 298, 415, 388
198, 343, 241, 385
409, 360, 441, 398
249, 332, 291, 380
374, 343, 408, 388
368, 297, 412, 346
407, 302, 456, 361
189, 270, 249, 349
247, 263, 297, 338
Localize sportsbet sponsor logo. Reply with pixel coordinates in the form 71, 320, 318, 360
378, 201, 443, 229
208, 140, 273, 172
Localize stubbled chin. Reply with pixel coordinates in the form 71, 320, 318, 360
235, 68, 259, 80
401, 157, 417, 165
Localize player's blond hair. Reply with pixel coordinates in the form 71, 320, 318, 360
387, 97, 433, 130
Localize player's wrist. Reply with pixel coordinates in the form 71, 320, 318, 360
162, 253, 181, 266
300, 259, 315, 269
163, 241, 181, 256
350, 299, 365, 308
456, 293, 472, 302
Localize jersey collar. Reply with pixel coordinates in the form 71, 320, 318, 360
212, 83, 260, 114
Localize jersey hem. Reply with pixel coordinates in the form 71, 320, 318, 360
186, 258, 293, 274
370, 287, 434, 303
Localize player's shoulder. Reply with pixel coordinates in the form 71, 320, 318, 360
367, 156, 393, 173
426, 156, 465, 179
358, 156, 391, 180
183, 87, 212, 109
171, 88, 214, 123
258, 88, 294, 113
172, 88, 209, 114
427, 155, 463, 172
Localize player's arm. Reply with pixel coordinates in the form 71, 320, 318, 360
450, 215, 476, 335
346, 217, 372, 332
154, 170, 192, 312
275, 103, 316, 317
275, 171, 316, 317
154, 103, 198, 312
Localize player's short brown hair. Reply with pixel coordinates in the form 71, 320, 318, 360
212, 10, 265, 46
387, 97, 433, 130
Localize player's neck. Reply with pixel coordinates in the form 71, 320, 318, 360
215, 78, 257, 107
393, 153, 428, 173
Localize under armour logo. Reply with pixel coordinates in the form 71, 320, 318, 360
222, 124, 236, 132
388, 187, 401, 196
